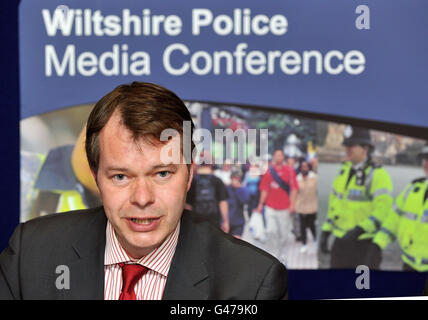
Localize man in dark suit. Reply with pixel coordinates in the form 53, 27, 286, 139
0, 82, 287, 300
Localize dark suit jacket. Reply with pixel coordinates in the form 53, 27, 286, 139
0, 206, 287, 299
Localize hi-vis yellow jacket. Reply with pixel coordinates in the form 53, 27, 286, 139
322, 161, 394, 239
373, 177, 428, 271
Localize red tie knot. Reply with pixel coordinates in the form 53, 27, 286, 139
119, 263, 148, 300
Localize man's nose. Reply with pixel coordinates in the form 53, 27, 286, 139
130, 178, 155, 208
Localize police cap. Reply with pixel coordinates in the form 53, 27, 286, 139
342, 125, 373, 147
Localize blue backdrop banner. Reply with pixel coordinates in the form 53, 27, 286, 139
19, 0, 428, 128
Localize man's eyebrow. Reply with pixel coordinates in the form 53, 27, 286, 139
105, 164, 178, 172
151, 164, 178, 171
105, 167, 131, 172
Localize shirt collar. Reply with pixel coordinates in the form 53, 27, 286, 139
352, 158, 367, 170
104, 219, 180, 277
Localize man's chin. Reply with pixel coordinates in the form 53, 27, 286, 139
125, 236, 162, 258
114, 227, 162, 258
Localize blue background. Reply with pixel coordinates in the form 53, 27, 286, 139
1, 0, 427, 299
19, 0, 428, 127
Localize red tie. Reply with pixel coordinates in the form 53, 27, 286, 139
119, 263, 148, 300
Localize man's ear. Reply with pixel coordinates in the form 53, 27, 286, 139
186, 162, 194, 191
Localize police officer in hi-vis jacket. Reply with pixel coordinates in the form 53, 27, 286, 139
367, 142, 428, 271
320, 126, 394, 269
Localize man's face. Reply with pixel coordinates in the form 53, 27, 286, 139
95, 112, 193, 259
231, 176, 242, 188
222, 163, 231, 171
344, 144, 368, 164
300, 162, 309, 174
273, 150, 285, 165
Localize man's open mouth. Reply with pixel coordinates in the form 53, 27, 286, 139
129, 218, 158, 225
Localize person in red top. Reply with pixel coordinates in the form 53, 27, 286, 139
256, 149, 298, 264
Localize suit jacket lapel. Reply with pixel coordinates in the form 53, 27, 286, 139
62, 208, 107, 300
162, 213, 209, 300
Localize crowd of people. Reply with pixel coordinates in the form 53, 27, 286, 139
186, 122, 428, 273
185, 149, 319, 265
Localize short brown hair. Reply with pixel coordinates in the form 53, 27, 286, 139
85, 82, 195, 174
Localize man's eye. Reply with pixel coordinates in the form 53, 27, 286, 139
113, 174, 126, 181
157, 171, 170, 178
